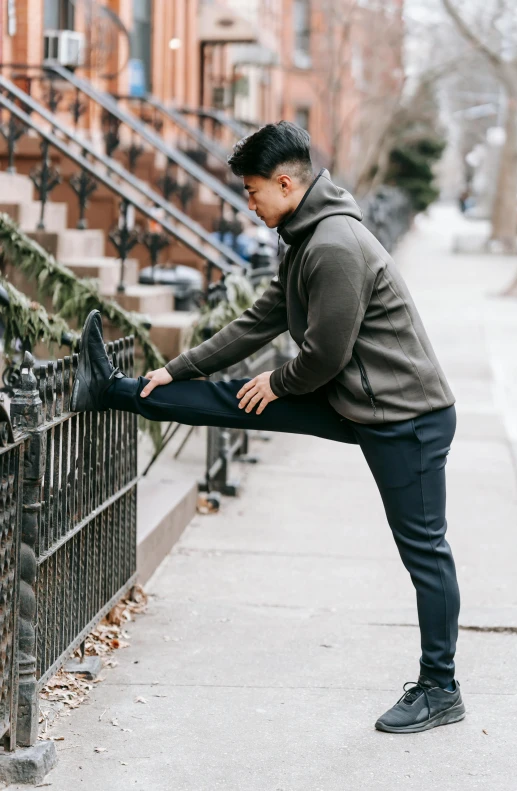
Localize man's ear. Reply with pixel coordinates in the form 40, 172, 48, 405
277, 174, 292, 194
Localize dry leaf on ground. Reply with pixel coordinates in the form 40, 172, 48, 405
196, 494, 220, 514
37, 586, 149, 738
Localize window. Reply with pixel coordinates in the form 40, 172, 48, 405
294, 107, 310, 131
293, 0, 311, 69
44, 0, 75, 30
130, 0, 152, 92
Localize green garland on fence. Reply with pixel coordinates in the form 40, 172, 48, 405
0, 274, 77, 351
0, 212, 166, 449
0, 213, 165, 371
0, 213, 277, 454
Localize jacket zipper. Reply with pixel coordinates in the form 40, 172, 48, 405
352, 350, 378, 417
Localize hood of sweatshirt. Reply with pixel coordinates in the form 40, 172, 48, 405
277, 168, 363, 246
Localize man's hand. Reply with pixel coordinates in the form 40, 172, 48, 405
236, 371, 279, 415
140, 367, 173, 397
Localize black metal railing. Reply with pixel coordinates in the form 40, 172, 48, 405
179, 106, 257, 140
33, 339, 138, 687
118, 95, 231, 168
0, 75, 249, 290
0, 417, 24, 752
42, 63, 260, 226
2, 336, 138, 748
359, 186, 413, 254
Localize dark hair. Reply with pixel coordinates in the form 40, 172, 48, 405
228, 120, 313, 183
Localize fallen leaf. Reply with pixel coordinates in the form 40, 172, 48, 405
36, 586, 148, 739
109, 639, 130, 650
482, 729, 488, 735
106, 602, 127, 626
196, 494, 219, 514
135, 696, 148, 704
111, 718, 119, 727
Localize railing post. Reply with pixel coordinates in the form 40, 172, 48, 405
10, 352, 45, 747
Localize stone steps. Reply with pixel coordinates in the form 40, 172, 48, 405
62, 257, 139, 293
148, 310, 199, 364
0, 200, 68, 232
106, 283, 175, 314
26, 228, 106, 259
0, 172, 34, 202
0, 171, 201, 365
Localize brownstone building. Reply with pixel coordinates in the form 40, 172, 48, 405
0, 0, 404, 183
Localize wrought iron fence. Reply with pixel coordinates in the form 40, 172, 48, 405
359, 185, 412, 254
33, 337, 138, 688
0, 333, 139, 748
0, 427, 24, 752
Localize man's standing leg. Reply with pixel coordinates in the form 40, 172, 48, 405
352, 405, 465, 732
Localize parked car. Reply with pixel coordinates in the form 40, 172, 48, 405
138, 264, 204, 311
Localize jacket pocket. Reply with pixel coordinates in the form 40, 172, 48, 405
352, 350, 378, 417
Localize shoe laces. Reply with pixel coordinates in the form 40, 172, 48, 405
397, 681, 431, 721
99, 364, 122, 397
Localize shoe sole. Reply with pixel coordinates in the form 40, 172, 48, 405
70, 309, 100, 412
375, 699, 466, 734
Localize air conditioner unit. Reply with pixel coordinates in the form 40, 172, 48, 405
43, 30, 85, 67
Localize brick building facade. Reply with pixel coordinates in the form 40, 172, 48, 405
0, 0, 404, 184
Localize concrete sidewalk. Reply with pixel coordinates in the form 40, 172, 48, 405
9, 206, 517, 790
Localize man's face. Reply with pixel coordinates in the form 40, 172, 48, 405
243, 174, 295, 228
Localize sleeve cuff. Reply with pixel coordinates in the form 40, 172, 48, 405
269, 366, 290, 398
165, 353, 207, 380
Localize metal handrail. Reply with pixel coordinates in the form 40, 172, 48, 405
179, 106, 256, 139
46, 62, 260, 225
118, 94, 231, 166
0, 77, 248, 273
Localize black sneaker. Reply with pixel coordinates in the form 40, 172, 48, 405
70, 309, 126, 412
375, 674, 466, 734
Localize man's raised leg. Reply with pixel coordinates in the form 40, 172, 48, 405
102, 373, 357, 445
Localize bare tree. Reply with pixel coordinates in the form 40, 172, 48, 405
441, 0, 517, 251
309, 0, 406, 192
310, 0, 464, 196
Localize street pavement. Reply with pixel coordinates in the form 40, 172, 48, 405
7, 205, 517, 790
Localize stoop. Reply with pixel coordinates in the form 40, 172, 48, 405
136, 425, 206, 586
137, 474, 198, 585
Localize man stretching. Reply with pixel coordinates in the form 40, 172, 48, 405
71, 121, 465, 734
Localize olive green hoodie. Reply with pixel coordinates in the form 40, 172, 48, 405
165, 169, 455, 423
